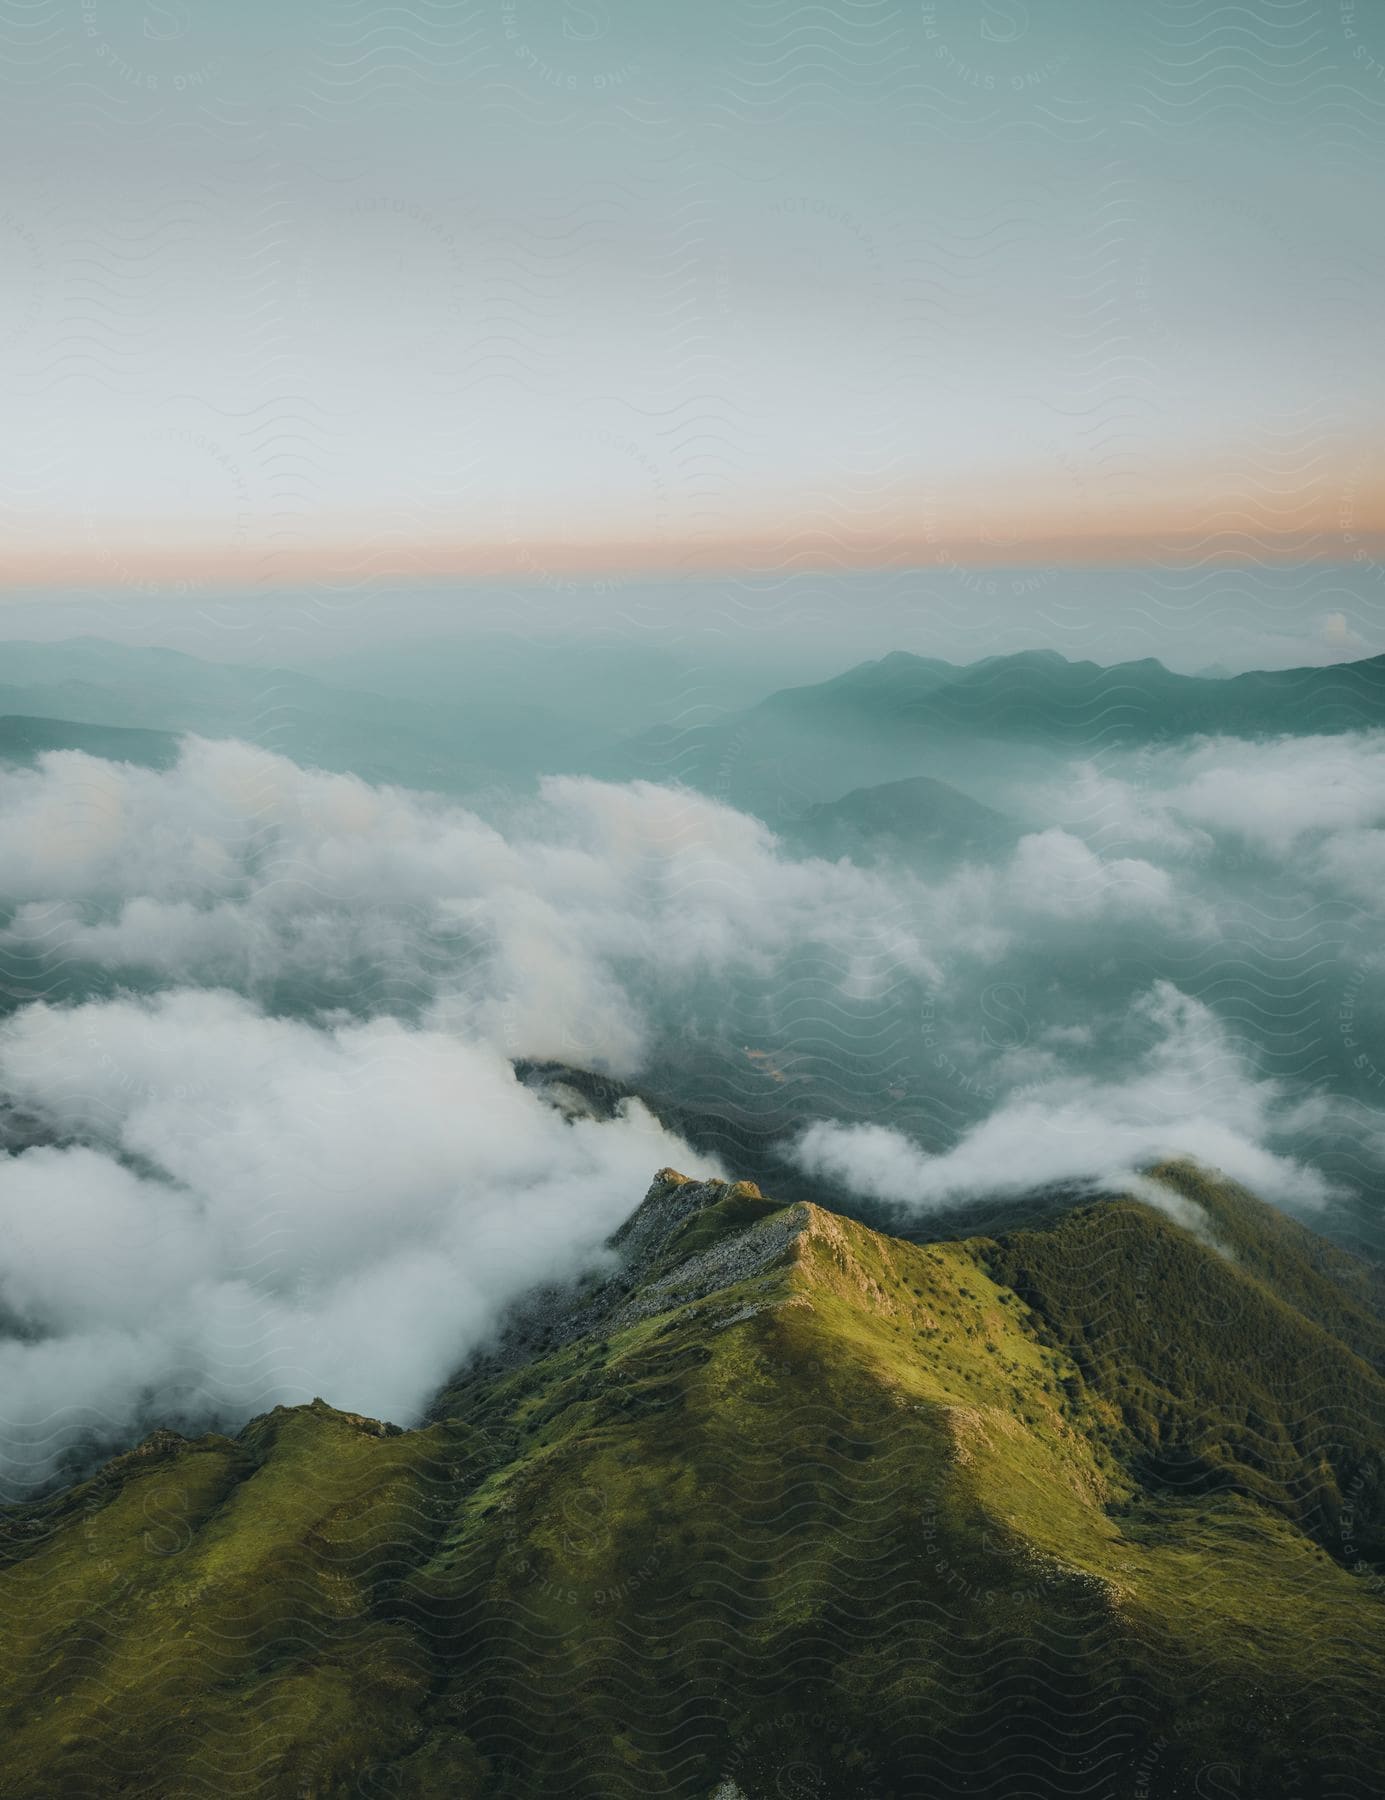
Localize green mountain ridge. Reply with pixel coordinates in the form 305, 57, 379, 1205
2, 1162, 1383, 1798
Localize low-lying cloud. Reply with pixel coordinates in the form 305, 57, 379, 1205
790, 983, 1340, 1213
2, 728, 1383, 1492
0, 988, 702, 1497
1038, 732, 1385, 887
0, 739, 933, 1073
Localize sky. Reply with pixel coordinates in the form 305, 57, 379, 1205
2, 0, 1384, 606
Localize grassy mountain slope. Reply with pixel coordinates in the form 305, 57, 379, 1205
1, 1169, 1382, 1798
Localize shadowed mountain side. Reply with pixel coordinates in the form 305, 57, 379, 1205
0, 715, 182, 770
1, 1166, 1382, 1798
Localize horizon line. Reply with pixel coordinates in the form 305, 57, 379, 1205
4, 519, 1385, 593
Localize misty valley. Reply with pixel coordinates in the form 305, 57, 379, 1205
0, 635, 1383, 1796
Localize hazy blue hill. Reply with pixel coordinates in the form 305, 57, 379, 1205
1219, 654, 1385, 733
0, 677, 172, 731
0, 639, 602, 797
0, 633, 791, 794
755, 647, 1385, 746
783, 773, 1014, 868
0, 640, 393, 739
1, 1165, 1382, 1797
0, 714, 181, 770
8, 637, 1385, 832
299, 634, 786, 739
621, 648, 1385, 822
0, 636, 208, 688
757, 649, 963, 718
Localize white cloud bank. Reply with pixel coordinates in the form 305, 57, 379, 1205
790, 983, 1338, 1214
0, 739, 934, 1073
1, 730, 1380, 1491
1039, 731, 1385, 893
0, 988, 701, 1495
0, 740, 940, 1491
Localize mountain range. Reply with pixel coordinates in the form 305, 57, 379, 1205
620, 647, 1385, 820
3, 1161, 1381, 1798
4, 640, 1385, 831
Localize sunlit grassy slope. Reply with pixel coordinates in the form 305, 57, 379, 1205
1, 1165, 1382, 1798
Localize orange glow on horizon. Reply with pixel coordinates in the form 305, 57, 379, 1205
5, 455, 1382, 591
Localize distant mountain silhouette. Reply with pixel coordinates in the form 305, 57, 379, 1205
622, 648, 1385, 821
0, 638, 601, 797
6, 638, 1385, 834
782, 773, 1014, 867
0, 714, 181, 770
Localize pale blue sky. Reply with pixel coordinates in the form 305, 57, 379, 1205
1, 0, 1382, 609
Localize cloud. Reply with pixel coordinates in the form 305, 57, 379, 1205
1319, 829, 1385, 907
1321, 612, 1366, 654
0, 988, 704, 1497
0, 742, 947, 1489
1172, 738, 1385, 861
2, 727, 1382, 1494
0, 741, 935, 1075
1038, 733, 1385, 877
1034, 762, 1209, 859
788, 982, 1338, 1215
1005, 828, 1181, 923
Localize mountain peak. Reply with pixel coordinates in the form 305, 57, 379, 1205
1004, 647, 1070, 665
4, 1161, 1384, 1796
